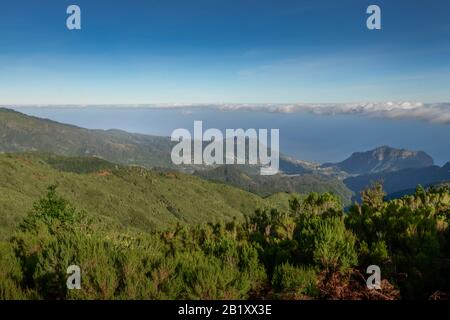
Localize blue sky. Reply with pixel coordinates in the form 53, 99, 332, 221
1, 0, 449, 104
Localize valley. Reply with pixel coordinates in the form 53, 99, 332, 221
2, 107, 450, 210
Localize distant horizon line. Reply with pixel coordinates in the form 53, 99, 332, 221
3, 101, 449, 107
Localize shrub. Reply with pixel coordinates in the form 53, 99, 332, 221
291, 192, 343, 217
346, 184, 448, 298
272, 263, 318, 297
295, 216, 358, 273
0, 241, 29, 299
2, 184, 450, 300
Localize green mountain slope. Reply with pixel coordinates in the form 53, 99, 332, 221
194, 165, 353, 206
0, 152, 278, 239
0, 107, 177, 168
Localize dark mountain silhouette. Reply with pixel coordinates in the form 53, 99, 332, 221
344, 162, 450, 201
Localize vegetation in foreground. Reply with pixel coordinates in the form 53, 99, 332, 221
1, 182, 449, 300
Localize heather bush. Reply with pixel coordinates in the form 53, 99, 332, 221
272, 263, 318, 297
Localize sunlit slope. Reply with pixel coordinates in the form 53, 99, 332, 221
0, 153, 275, 239
0, 107, 174, 168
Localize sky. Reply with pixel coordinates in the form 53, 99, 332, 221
0, 0, 450, 104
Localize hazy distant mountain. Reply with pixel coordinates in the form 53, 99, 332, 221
344, 162, 450, 201
0, 107, 326, 175
0, 107, 177, 168
322, 145, 434, 175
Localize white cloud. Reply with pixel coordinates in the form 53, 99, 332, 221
213, 102, 450, 124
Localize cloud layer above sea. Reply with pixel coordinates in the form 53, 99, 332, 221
6, 102, 450, 124
213, 102, 450, 124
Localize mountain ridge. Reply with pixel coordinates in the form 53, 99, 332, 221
322, 145, 434, 175
344, 162, 450, 201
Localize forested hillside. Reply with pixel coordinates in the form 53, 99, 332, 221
194, 165, 353, 205
0, 107, 176, 168
0, 153, 277, 239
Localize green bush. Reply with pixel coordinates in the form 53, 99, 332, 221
0, 241, 30, 299
346, 184, 448, 298
295, 216, 358, 273
290, 192, 343, 217
272, 263, 318, 297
